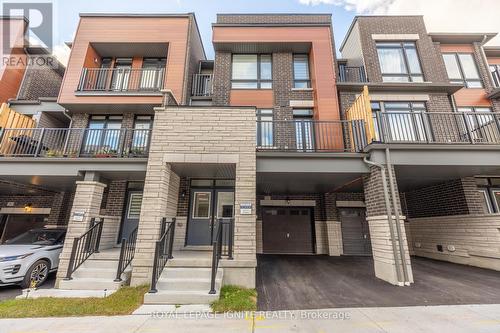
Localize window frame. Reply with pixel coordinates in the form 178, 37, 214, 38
443, 52, 483, 88
293, 54, 311, 88
475, 177, 500, 213
256, 109, 274, 147
490, 64, 500, 88
231, 54, 273, 89
376, 42, 424, 83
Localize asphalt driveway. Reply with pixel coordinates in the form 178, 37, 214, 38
0, 272, 56, 302
256, 255, 500, 311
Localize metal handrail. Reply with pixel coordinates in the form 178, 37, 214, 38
338, 65, 367, 82
65, 218, 104, 280
149, 217, 176, 293
191, 74, 213, 96
209, 218, 234, 294
77, 67, 165, 92
114, 226, 138, 282
0, 128, 151, 158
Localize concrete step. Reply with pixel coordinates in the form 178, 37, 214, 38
166, 258, 212, 268
89, 250, 121, 261
81, 259, 119, 269
157, 277, 222, 291
161, 267, 220, 279
73, 267, 131, 280
58, 277, 125, 290
144, 290, 220, 305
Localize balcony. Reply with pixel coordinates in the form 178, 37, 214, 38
490, 65, 500, 88
0, 128, 151, 158
256, 120, 366, 153
191, 74, 213, 97
338, 65, 367, 83
77, 68, 165, 93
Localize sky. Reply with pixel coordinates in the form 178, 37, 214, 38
3, 0, 500, 64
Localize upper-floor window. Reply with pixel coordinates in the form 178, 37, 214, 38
256, 109, 273, 147
371, 101, 427, 142
443, 53, 483, 88
490, 64, 500, 88
231, 54, 272, 89
293, 54, 311, 88
376, 42, 424, 83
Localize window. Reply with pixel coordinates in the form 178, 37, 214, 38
192, 192, 211, 219
216, 192, 234, 218
231, 54, 272, 89
127, 193, 143, 219
443, 53, 483, 88
256, 109, 273, 147
490, 65, 500, 88
111, 58, 132, 91
293, 109, 314, 151
293, 54, 311, 88
83, 115, 123, 154
131, 116, 153, 153
140, 58, 166, 90
457, 107, 495, 142
376, 42, 423, 82
475, 177, 500, 213
372, 101, 428, 142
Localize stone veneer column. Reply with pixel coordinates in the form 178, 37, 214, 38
363, 165, 413, 285
130, 159, 180, 286
55, 180, 106, 287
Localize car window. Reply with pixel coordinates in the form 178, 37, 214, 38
5, 230, 66, 245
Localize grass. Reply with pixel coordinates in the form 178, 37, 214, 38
211, 285, 257, 313
0, 284, 149, 318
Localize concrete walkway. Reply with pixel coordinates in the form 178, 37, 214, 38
1, 304, 500, 333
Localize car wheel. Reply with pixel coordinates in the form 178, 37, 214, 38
21, 260, 50, 289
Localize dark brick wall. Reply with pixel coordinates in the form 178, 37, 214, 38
356, 16, 449, 84
324, 192, 365, 221
101, 180, 127, 217
17, 57, 64, 100
363, 165, 402, 217
212, 52, 232, 106
256, 194, 326, 222
177, 177, 190, 217
216, 14, 331, 25
403, 177, 484, 218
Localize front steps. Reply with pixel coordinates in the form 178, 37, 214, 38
58, 249, 131, 291
144, 251, 224, 305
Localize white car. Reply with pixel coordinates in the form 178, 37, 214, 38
0, 228, 66, 288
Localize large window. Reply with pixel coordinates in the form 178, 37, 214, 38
371, 101, 428, 142
475, 177, 500, 213
293, 54, 311, 88
256, 109, 273, 147
443, 53, 483, 88
231, 54, 272, 89
293, 109, 314, 151
83, 115, 123, 154
490, 64, 500, 88
376, 42, 423, 82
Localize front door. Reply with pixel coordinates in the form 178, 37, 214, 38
186, 188, 234, 246
340, 208, 372, 255
119, 191, 143, 242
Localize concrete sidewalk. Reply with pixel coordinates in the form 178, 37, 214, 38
1, 304, 500, 333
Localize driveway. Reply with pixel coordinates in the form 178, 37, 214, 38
0, 272, 56, 302
256, 255, 500, 311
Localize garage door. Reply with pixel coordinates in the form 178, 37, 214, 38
340, 208, 372, 256
262, 207, 314, 254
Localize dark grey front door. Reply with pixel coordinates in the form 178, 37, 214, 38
119, 191, 143, 242
186, 189, 234, 246
340, 208, 372, 256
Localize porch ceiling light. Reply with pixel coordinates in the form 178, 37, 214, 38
24, 203, 33, 213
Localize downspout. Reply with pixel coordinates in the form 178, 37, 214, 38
479, 34, 495, 89
385, 148, 410, 285
363, 153, 404, 285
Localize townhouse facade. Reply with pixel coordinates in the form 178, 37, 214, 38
0, 13, 499, 304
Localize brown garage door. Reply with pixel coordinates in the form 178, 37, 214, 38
340, 208, 372, 256
262, 207, 314, 254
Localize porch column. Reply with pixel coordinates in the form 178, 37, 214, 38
130, 159, 179, 286
55, 177, 106, 287
363, 165, 413, 286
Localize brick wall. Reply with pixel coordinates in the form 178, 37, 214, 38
403, 178, 484, 218
176, 177, 189, 216
101, 180, 127, 217
17, 56, 64, 100
213, 52, 232, 106
356, 16, 449, 84
216, 14, 331, 25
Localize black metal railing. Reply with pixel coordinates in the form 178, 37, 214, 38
373, 111, 500, 144
149, 218, 176, 293
338, 64, 367, 82
0, 128, 151, 158
77, 68, 165, 92
209, 218, 234, 294
256, 120, 366, 152
114, 226, 138, 282
65, 218, 104, 280
191, 74, 213, 97
490, 65, 500, 88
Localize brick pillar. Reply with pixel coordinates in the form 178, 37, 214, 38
131, 160, 180, 286
324, 193, 343, 256
55, 180, 106, 287
363, 165, 413, 286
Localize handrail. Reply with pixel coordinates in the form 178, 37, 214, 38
191, 74, 213, 96
0, 128, 151, 158
149, 217, 176, 293
209, 218, 234, 294
65, 218, 104, 280
338, 65, 367, 82
77, 67, 165, 92
114, 226, 138, 282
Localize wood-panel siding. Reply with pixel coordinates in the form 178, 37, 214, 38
58, 16, 191, 107
230, 90, 274, 108
453, 88, 492, 107
488, 57, 500, 65
440, 44, 475, 53
213, 26, 340, 121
